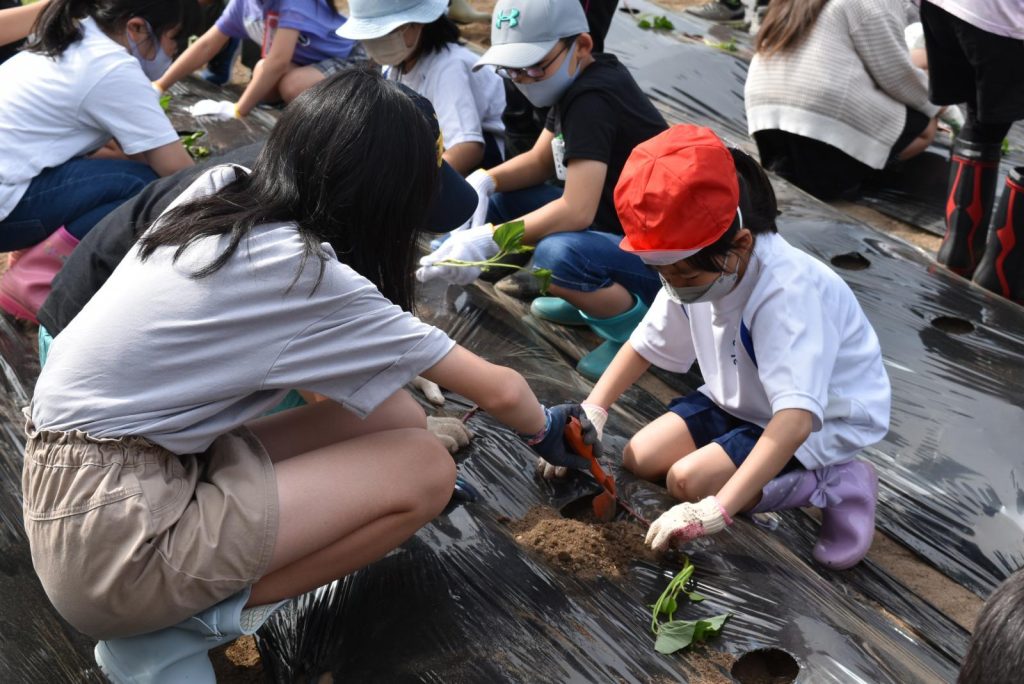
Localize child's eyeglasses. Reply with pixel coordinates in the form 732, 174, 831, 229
495, 43, 569, 80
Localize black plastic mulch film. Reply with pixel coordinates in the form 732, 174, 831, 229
0, 3, 1020, 681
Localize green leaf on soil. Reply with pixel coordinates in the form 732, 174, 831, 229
653, 16, 675, 30
637, 19, 652, 29
159, 92, 172, 111
654, 614, 729, 654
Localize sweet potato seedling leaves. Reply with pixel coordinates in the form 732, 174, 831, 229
649, 559, 730, 654
159, 93, 172, 111
493, 220, 526, 252
654, 614, 730, 654
433, 220, 550, 292
637, 14, 674, 30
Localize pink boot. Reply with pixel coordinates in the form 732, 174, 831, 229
0, 227, 79, 324
749, 460, 879, 570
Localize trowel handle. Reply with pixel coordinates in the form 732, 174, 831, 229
566, 417, 615, 494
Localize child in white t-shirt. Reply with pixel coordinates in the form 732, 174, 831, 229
338, 0, 506, 175
0, 0, 193, 321
573, 125, 891, 570
24, 70, 598, 683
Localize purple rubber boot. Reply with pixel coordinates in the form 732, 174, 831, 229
749, 460, 879, 570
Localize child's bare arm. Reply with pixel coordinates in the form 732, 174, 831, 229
715, 408, 813, 515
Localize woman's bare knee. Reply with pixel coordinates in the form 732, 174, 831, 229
411, 431, 457, 515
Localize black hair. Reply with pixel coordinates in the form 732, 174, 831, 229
27, 0, 191, 58
138, 69, 439, 311
958, 569, 1024, 684
413, 15, 462, 58
683, 148, 779, 273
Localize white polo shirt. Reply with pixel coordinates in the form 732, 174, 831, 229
630, 233, 891, 468
0, 17, 178, 220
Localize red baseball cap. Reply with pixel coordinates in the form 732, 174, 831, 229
615, 125, 740, 264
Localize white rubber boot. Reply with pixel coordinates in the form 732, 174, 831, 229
94, 588, 286, 683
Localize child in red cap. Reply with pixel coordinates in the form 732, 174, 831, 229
576, 124, 891, 570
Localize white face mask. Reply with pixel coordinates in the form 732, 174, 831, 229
127, 20, 173, 80
363, 25, 419, 66
513, 41, 579, 108
660, 253, 740, 305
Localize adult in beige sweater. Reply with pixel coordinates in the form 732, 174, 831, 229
745, 0, 941, 200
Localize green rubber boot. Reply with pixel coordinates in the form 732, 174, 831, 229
530, 297, 587, 326
576, 297, 648, 381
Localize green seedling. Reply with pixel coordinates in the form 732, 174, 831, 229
159, 92, 172, 112
179, 130, 210, 160
1002, 138, 1011, 155
432, 220, 554, 293
650, 558, 730, 655
637, 14, 675, 31
703, 37, 738, 52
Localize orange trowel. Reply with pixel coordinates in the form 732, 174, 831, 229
565, 417, 620, 522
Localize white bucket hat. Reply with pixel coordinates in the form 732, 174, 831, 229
337, 0, 448, 40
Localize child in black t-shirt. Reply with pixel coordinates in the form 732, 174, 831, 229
416, 0, 667, 382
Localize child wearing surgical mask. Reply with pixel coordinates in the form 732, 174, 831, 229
580, 125, 891, 571
156, 0, 362, 119
0, 0, 193, 322
416, 0, 667, 382
338, 0, 506, 175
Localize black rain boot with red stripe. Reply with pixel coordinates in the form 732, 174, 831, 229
973, 167, 1024, 304
937, 139, 1002, 277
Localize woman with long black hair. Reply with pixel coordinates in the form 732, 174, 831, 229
23, 69, 597, 683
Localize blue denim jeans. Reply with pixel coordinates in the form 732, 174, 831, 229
487, 185, 661, 304
0, 158, 158, 251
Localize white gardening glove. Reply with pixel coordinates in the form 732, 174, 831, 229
415, 223, 499, 285
188, 99, 238, 120
536, 403, 608, 479
464, 169, 497, 230
645, 496, 733, 552
410, 376, 445, 406
426, 416, 474, 454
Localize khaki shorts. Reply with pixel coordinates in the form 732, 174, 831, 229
22, 420, 278, 640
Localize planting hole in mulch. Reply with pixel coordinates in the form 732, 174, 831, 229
930, 315, 974, 335
502, 505, 655, 579
731, 648, 799, 684
830, 252, 871, 270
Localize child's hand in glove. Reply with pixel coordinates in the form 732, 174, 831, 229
645, 496, 733, 551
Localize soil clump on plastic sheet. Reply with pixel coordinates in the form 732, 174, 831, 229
210, 636, 264, 683
503, 505, 655, 579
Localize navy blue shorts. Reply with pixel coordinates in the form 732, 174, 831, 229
667, 393, 803, 473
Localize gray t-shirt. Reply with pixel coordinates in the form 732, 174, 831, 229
31, 166, 455, 454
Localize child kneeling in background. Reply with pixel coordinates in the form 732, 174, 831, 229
574, 125, 891, 570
